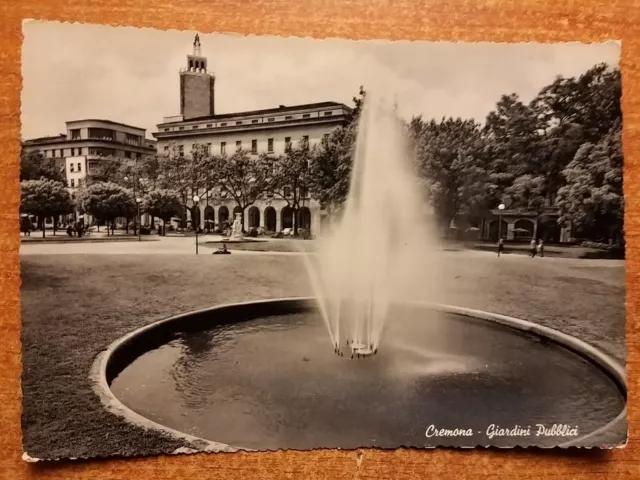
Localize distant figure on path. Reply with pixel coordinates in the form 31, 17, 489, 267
537, 240, 544, 258
497, 238, 504, 257
20, 216, 31, 237
213, 243, 231, 255
530, 238, 537, 258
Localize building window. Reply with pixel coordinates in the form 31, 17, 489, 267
192, 125, 198, 130
178, 145, 184, 157
179, 126, 185, 130
300, 186, 308, 198
302, 135, 309, 143
236, 140, 242, 151
70, 163, 75, 172
77, 178, 83, 187
324, 111, 333, 116
323, 133, 330, 142
205, 143, 211, 155
164, 145, 169, 154
221, 142, 226, 154
70, 129, 81, 140
206, 124, 212, 128
77, 162, 82, 172
236, 121, 243, 126
267, 138, 274, 152
268, 117, 275, 123
251, 119, 259, 124
125, 151, 132, 159
303, 113, 311, 119
164, 128, 170, 132
283, 186, 291, 197
251, 139, 258, 154
220, 122, 227, 127
285, 115, 293, 120
70, 178, 75, 187
285, 137, 291, 150
136, 152, 141, 159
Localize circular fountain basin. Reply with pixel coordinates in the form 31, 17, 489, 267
102, 298, 626, 450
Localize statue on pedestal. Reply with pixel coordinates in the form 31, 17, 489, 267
231, 213, 243, 241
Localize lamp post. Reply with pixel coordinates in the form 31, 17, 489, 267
124, 176, 130, 234
498, 203, 505, 242
136, 197, 142, 241
193, 194, 200, 255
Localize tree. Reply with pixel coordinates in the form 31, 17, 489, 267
413, 117, 489, 232
144, 189, 182, 235
77, 182, 137, 235
20, 150, 66, 184
528, 64, 622, 206
556, 121, 623, 245
209, 149, 269, 230
157, 143, 213, 230
482, 94, 540, 205
84, 156, 123, 185
307, 86, 364, 216
268, 136, 315, 235
309, 124, 356, 215
351, 85, 366, 119
504, 174, 547, 234
20, 178, 74, 237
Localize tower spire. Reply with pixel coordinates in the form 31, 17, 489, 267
193, 33, 201, 56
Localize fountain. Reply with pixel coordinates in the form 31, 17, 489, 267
305, 91, 437, 356
99, 90, 626, 451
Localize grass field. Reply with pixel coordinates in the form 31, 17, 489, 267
20, 251, 625, 459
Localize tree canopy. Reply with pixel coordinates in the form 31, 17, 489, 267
76, 182, 137, 232
20, 178, 74, 236
20, 151, 66, 184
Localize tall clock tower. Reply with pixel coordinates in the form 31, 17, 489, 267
180, 34, 216, 120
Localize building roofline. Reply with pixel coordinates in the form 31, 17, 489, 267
158, 101, 353, 126
22, 137, 157, 151
65, 119, 148, 131
152, 116, 351, 139
22, 134, 67, 144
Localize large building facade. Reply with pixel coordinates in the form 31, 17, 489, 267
23, 119, 157, 189
153, 36, 353, 236
23, 119, 157, 226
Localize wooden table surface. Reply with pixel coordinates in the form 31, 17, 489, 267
0, 0, 638, 478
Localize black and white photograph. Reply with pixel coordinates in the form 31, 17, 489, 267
19, 20, 626, 461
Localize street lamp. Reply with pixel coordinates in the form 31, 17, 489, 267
136, 197, 142, 242
498, 203, 505, 242
193, 195, 200, 255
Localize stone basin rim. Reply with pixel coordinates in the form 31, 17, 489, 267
91, 296, 627, 452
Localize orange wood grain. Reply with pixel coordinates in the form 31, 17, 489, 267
0, 0, 638, 478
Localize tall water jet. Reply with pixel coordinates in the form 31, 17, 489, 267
306, 90, 437, 356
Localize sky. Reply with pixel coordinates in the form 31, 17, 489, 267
21, 20, 620, 141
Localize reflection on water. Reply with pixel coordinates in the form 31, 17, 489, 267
110, 307, 625, 449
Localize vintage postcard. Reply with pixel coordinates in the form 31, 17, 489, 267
19, 20, 626, 461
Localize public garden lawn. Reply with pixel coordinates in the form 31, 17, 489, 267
20, 252, 625, 459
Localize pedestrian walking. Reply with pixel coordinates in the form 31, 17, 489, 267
537, 239, 544, 258
530, 238, 537, 258
497, 237, 505, 257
